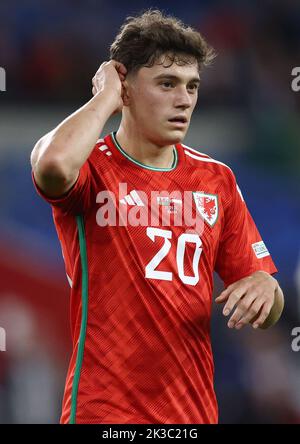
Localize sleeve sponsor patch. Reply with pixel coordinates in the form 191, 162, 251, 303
252, 241, 270, 259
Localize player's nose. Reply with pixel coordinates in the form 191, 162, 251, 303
173, 86, 193, 109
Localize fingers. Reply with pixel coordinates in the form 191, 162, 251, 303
252, 300, 274, 329
224, 291, 273, 330
222, 287, 247, 316
113, 61, 127, 83
227, 294, 263, 329
215, 288, 230, 304
95, 60, 127, 75
92, 60, 127, 97
114, 61, 127, 76
217, 273, 277, 331
104, 59, 127, 77
215, 282, 236, 303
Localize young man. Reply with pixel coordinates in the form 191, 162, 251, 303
31, 10, 284, 424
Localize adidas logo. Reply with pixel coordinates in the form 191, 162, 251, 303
120, 190, 145, 206
97, 139, 112, 156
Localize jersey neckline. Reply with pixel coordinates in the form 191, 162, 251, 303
110, 131, 179, 172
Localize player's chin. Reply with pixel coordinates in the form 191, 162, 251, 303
163, 128, 187, 144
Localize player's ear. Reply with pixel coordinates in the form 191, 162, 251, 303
122, 80, 130, 106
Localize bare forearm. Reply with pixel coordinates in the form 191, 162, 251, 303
46, 95, 112, 166
32, 93, 114, 175
31, 60, 126, 197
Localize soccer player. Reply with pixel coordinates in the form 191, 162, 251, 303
31, 10, 284, 424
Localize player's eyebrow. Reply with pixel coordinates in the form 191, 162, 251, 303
153, 74, 200, 84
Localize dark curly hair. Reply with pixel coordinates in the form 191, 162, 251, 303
110, 9, 215, 75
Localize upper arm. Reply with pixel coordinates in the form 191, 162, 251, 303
31, 138, 79, 198
32, 160, 79, 199
32, 153, 94, 215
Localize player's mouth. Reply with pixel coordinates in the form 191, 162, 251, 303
167, 116, 188, 128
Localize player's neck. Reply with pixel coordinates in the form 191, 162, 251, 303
115, 126, 175, 170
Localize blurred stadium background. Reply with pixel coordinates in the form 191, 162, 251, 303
0, 0, 299, 423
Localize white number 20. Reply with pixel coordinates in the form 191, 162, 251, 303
145, 227, 202, 286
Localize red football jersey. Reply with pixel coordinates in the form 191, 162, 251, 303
33, 132, 277, 424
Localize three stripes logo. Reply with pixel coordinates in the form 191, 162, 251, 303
120, 190, 145, 206
97, 139, 112, 156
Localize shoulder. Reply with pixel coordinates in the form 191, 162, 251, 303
180, 143, 235, 181
85, 136, 113, 167
94, 137, 110, 155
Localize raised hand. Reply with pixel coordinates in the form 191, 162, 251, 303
92, 60, 127, 114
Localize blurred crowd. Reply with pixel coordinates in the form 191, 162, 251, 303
1, 0, 299, 174
0, 0, 299, 111
0, 0, 299, 424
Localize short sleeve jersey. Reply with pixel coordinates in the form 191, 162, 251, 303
33, 132, 277, 424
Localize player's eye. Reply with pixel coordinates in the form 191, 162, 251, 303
161, 81, 174, 89
187, 84, 199, 93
